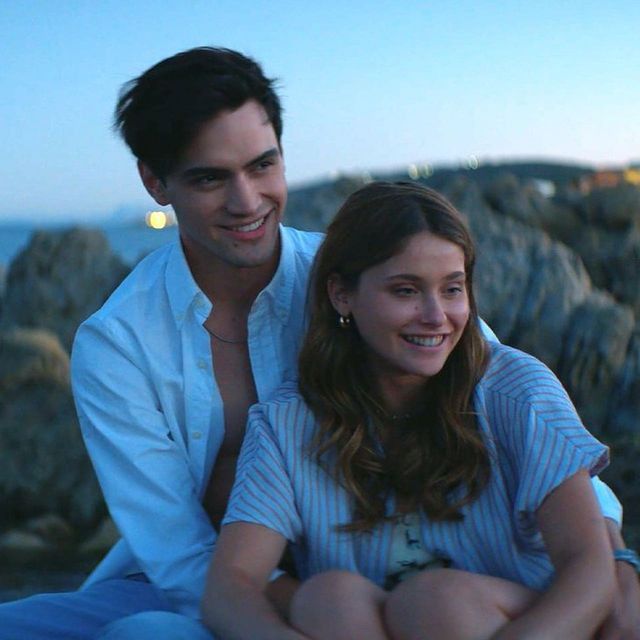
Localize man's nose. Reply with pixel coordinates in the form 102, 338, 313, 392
225, 174, 261, 215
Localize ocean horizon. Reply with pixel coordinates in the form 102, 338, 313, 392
0, 222, 179, 271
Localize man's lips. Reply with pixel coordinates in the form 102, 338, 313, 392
221, 211, 273, 239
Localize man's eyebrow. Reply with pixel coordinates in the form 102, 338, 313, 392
178, 148, 280, 181
246, 147, 280, 168
180, 166, 230, 181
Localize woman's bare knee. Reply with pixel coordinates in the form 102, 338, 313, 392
291, 571, 388, 640
385, 569, 538, 640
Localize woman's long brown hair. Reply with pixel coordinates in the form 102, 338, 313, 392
298, 182, 490, 532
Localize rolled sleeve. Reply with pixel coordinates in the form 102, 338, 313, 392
223, 406, 302, 543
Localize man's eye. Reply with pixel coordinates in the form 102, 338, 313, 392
394, 287, 416, 296
256, 159, 275, 171
194, 174, 221, 186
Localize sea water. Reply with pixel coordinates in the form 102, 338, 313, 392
0, 223, 179, 270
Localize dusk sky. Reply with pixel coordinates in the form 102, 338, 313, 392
1, 0, 638, 221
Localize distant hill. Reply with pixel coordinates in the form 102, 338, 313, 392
373, 160, 595, 187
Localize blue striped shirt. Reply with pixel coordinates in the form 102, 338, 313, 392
224, 342, 609, 591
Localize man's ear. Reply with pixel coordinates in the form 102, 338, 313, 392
327, 274, 352, 317
138, 161, 170, 206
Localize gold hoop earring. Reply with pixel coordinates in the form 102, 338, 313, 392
339, 315, 351, 329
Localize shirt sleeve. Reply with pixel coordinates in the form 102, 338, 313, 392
487, 351, 610, 539
223, 404, 302, 542
478, 317, 499, 342
590, 475, 622, 524
71, 318, 215, 618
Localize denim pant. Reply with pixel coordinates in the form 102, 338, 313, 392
0, 578, 213, 640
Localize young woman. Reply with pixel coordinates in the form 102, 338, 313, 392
202, 182, 616, 639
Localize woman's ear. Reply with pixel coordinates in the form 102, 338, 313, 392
138, 161, 171, 206
327, 274, 352, 317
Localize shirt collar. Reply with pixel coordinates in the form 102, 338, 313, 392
165, 241, 208, 329
256, 224, 296, 325
165, 225, 296, 329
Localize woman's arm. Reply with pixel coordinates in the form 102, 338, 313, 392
493, 469, 615, 640
202, 522, 309, 640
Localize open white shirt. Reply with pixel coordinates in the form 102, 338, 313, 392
72, 225, 323, 616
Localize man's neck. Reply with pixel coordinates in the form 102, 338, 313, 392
183, 241, 280, 309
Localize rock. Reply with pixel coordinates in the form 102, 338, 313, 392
0, 327, 69, 389
606, 320, 640, 435
601, 434, 640, 528
0, 328, 106, 530
79, 517, 119, 555
483, 172, 581, 238
563, 217, 640, 313
0, 228, 129, 351
285, 173, 371, 231
558, 292, 635, 433
25, 514, 75, 548
0, 529, 52, 553
580, 183, 640, 230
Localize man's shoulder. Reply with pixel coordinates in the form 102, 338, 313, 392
281, 226, 324, 258
81, 242, 178, 328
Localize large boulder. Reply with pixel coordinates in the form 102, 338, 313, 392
481, 179, 640, 314
0, 328, 105, 530
564, 187, 640, 313
0, 228, 129, 351
580, 183, 640, 230
285, 174, 371, 231
483, 172, 581, 239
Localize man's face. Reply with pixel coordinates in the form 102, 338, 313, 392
142, 100, 287, 273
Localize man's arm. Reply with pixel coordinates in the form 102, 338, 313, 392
599, 520, 640, 639
71, 318, 215, 617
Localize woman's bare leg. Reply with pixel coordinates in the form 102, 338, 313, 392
384, 569, 538, 640
290, 570, 390, 640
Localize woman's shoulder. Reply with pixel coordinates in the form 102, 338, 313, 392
479, 342, 567, 405
248, 381, 315, 437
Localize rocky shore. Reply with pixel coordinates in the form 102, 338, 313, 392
1, 162, 639, 600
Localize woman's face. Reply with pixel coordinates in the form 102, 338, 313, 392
330, 230, 470, 410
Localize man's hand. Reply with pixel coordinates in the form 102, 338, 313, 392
597, 560, 640, 639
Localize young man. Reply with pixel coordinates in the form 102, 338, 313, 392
0, 48, 637, 640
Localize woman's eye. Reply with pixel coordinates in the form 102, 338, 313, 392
445, 285, 464, 296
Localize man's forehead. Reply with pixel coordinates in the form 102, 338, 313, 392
174, 101, 280, 172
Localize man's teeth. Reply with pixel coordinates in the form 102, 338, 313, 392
233, 217, 266, 232
404, 335, 445, 347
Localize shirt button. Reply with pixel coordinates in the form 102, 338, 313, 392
197, 359, 207, 369
191, 431, 202, 440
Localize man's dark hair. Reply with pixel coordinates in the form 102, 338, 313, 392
114, 46, 283, 180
